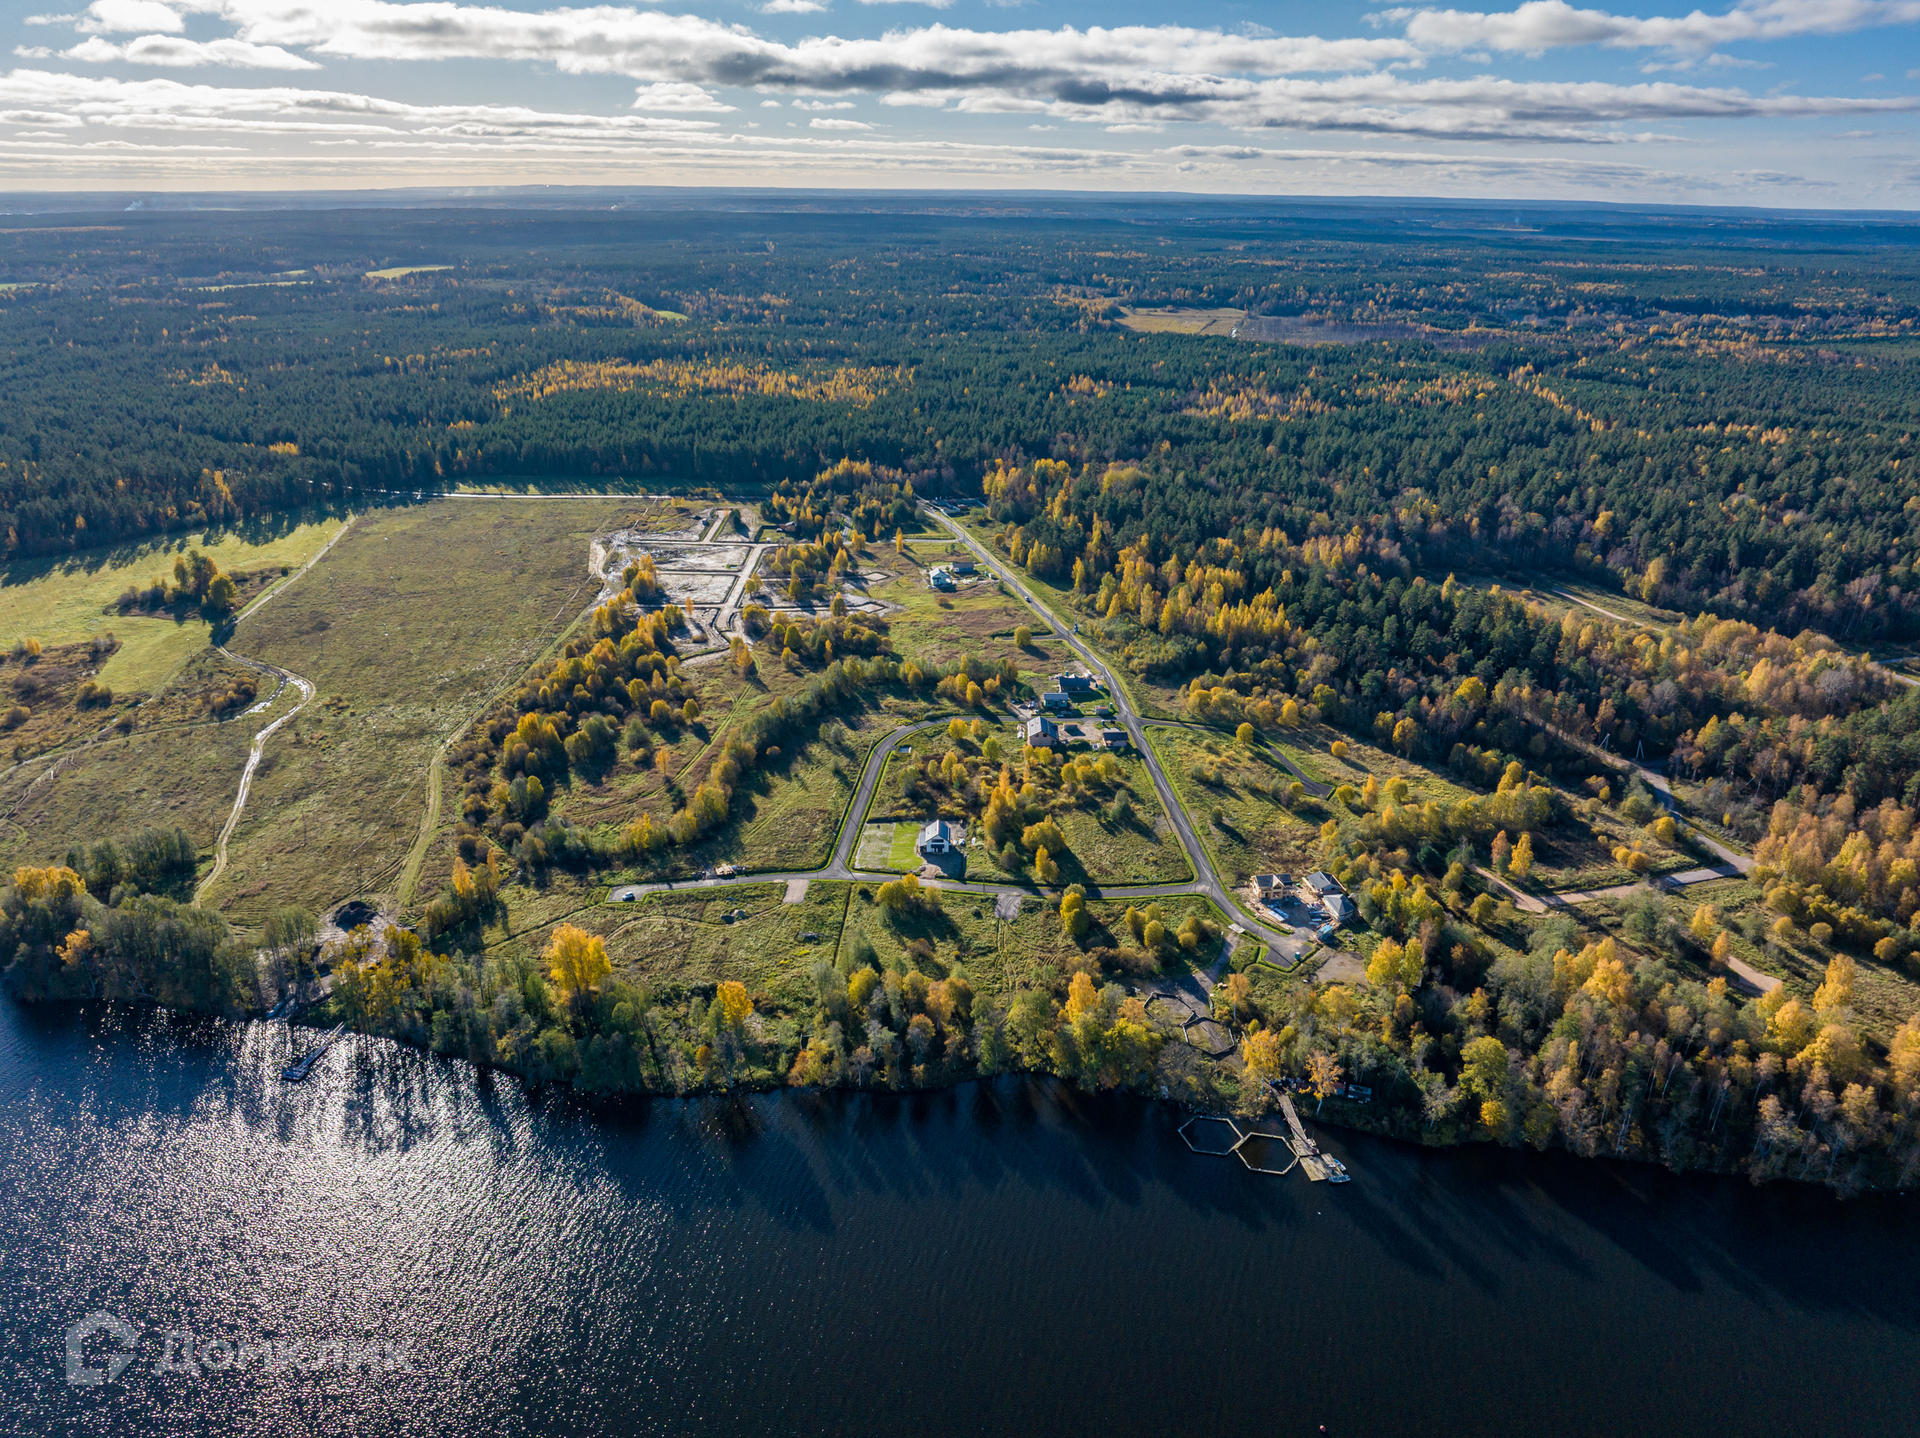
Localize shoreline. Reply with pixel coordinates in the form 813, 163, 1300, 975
19, 991, 1903, 1200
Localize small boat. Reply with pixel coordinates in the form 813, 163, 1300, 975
1322, 1153, 1351, 1183
282, 1023, 344, 1082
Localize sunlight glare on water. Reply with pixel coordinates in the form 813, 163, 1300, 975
1, 1000, 1915, 1438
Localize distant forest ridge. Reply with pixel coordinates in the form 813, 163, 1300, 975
0, 198, 1916, 642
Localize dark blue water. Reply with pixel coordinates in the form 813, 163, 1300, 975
2, 999, 1914, 1438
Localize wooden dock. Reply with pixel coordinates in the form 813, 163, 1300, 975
282, 1023, 343, 1082
1276, 1092, 1348, 1183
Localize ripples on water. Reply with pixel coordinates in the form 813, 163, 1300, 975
1, 1001, 1915, 1438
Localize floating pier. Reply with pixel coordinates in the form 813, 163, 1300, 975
282, 1023, 344, 1083
1277, 1093, 1350, 1183
1178, 1102, 1350, 1184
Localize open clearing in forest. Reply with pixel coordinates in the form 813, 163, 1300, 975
206, 497, 656, 931
0, 517, 346, 649
94, 617, 210, 696
543, 880, 852, 1009
1149, 727, 1322, 890
0, 707, 259, 870
1118, 306, 1245, 336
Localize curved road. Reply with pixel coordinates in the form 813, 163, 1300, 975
609, 715, 1210, 906
609, 509, 1326, 972
236, 495, 1313, 974
919, 511, 1307, 962
194, 517, 353, 902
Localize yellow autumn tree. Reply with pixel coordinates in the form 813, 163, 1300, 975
1241, 1027, 1283, 1081
1813, 954, 1856, 1015
1508, 832, 1534, 881
546, 923, 610, 999
1064, 970, 1100, 1023
715, 979, 753, 1030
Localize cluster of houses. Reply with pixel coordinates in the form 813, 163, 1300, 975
1022, 675, 1125, 752
1021, 713, 1128, 751
1250, 871, 1353, 940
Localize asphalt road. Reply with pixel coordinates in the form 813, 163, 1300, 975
923, 510, 1312, 967
608, 714, 1210, 906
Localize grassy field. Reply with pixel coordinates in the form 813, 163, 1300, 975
532, 880, 853, 1009
0, 704, 259, 870
869, 564, 1071, 688
1117, 306, 1245, 335
93, 618, 212, 696
205, 498, 654, 931
834, 885, 1230, 998
0, 517, 346, 648
854, 821, 896, 868
1147, 727, 1322, 889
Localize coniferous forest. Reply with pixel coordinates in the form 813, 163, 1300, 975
6, 192, 1920, 1193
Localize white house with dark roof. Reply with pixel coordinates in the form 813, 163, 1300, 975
917, 820, 959, 856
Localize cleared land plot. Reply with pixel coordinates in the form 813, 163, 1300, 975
1118, 306, 1245, 336
583, 880, 850, 1009
855, 822, 896, 868
1148, 728, 1321, 889
834, 886, 1230, 1000
93, 618, 210, 696
208, 498, 646, 930
0, 711, 257, 870
0, 517, 346, 648
870, 567, 1068, 687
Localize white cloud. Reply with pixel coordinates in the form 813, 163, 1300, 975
631, 80, 733, 110
0, 0, 1914, 191
0, 69, 721, 138
75, 0, 188, 35
23, 14, 79, 25
0, 108, 84, 124
201, 4, 1423, 90
151, 2, 1916, 143
1377, 0, 1920, 55
14, 47, 56, 58
63, 34, 322, 66
1639, 49, 1772, 71
858, 0, 954, 7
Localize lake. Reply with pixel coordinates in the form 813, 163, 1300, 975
1, 999, 1913, 1437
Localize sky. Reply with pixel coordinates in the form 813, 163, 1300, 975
0, 0, 1916, 203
